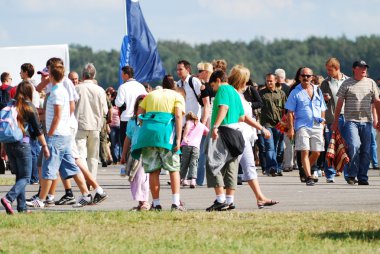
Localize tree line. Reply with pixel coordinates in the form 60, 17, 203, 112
69, 35, 380, 89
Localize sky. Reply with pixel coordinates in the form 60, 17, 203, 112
1, 0, 380, 51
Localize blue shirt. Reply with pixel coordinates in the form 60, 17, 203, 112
285, 84, 327, 131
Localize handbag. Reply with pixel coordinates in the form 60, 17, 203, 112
125, 151, 141, 182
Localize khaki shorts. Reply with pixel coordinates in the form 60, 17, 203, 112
206, 157, 239, 189
141, 147, 180, 173
295, 125, 324, 152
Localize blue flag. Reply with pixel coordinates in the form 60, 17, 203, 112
119, 0, 166, 84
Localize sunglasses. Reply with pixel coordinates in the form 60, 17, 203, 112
301, 74, 313, 78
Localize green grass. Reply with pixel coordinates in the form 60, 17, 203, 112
0, 177, 15, 186
1, 211, 380, 253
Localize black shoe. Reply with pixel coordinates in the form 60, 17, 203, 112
305, 177, 315, 186
276, 172, 283, 177
300, 176, 306, 183
206, 200, 229, 212
227, 203, 236, 210
93, 192, 108, 204
55, 194, 76, 205
171, 204, 186, 211
347, 177, 358, 185
358, 180, 369, 185
269, 168, 276, 177
101, 162, 108, 167
150, 204, 162, 211
44, 199, 55, 207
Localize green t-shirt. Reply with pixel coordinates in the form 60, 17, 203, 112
211, 84, 244, 127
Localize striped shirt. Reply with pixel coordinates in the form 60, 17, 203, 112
336, 77, 379, 122
46, 83, 71, 136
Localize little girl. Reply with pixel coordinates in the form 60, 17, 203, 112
120, 95, 150, 211
180, 112, 209, 188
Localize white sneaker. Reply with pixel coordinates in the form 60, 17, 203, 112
72, 194, 92, 208
26, 199, 45, 208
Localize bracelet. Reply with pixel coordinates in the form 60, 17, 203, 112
213, 125, 219, 129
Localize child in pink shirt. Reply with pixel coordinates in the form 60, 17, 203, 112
180, 112, 209, 188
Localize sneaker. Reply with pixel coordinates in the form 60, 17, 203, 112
26, 199, 45, 208
150, 204, 162, 211
275, 172, 283, 177
206, 200, 229, 212
171, 203, 186, 211
72, 194, 92, 208
55, 194, 76, 205
93, 192, 108, 204
347, 177, 357, 185
269, 168, 276, 177
44, 199, 55, 207
190, 179, 196, 189
181, 179, 189, 187
283, 167, 293, 172
326, 178, 335, 183
227, 203, 236, 210
305, 177, 315, 186
26, 193, 39, 202
1, 197, 14, 215
358, 180, 369, 185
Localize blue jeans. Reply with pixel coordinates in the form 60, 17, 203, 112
342, 121, 372, 182
324, 115, 345, 180
196, 135, 206, 186
264, 127, 282, 173
109, 126, 121, 163
370, 126, 378, 167
257, 134, 267, 172
4, 141, 32, 212
30, 139, 41, 184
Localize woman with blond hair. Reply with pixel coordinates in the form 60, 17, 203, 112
229, 65, 279, 208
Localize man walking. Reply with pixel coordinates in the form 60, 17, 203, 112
332, 60, 380, 185
75, 63, 108, 180
260, 73, 287, 176
286, 67, 327, 186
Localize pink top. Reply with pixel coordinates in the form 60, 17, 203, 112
109, 106, 120, 127
181, 120, 209, 149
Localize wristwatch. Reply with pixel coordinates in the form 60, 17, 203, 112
213, 125, 219, 129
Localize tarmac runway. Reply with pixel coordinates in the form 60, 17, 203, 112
1, 165, 380, 212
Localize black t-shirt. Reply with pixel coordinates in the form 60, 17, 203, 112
200, 83, 215, 103
23, 101, 43, 139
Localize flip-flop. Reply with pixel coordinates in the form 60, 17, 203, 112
257, 200, 279, 209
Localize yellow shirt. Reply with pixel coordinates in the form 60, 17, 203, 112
139, 89, 185, 114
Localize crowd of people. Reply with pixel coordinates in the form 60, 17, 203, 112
1, 56, 380, 214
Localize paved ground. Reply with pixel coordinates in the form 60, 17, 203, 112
1, 165, 380, 212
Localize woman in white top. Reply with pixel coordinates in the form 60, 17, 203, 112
228, 65, 279, 209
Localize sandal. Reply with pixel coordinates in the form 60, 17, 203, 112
257, 200, 279, 209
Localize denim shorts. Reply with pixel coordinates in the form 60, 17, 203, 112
141, 147, 180, 173
42, 135, 80, 180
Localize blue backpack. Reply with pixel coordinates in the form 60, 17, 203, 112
0, 101, 24, 143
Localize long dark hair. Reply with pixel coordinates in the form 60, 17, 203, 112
133, 94, 146, 124
14, 81, 34, 134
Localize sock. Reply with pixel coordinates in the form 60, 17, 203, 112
95, 187, 104, 195
172, 193, 180, 206
47, 194, 54, 201
216, 194, 226, 203
226, 195, 234, 205
153, 199, 160, 207
65, 188, 73, 197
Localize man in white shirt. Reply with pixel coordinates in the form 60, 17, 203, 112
115, 66, 147, 152
176, 60, 202, 120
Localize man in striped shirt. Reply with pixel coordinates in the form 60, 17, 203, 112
332, 60, 380, 185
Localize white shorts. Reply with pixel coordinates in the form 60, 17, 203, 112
295, 125, 324, 152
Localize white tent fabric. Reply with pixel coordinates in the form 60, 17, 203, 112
0, 44, 69, 86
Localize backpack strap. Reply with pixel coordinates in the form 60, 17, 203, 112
188, 76, 199, 99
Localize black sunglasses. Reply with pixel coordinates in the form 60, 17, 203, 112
301, 74, 313, 78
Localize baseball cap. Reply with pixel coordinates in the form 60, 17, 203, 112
352, 60, 369, 68
37, 67, 49, 75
